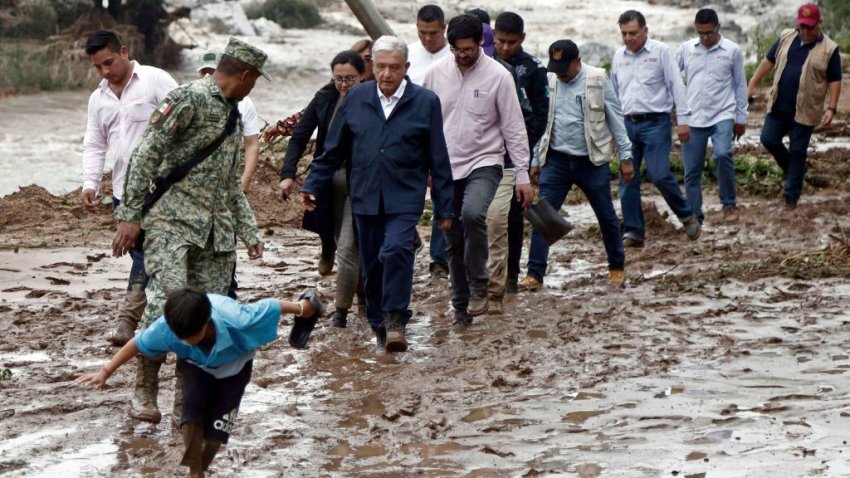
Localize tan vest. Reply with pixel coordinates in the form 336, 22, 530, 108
768, 28, 838, 126
538, 65, 613, 167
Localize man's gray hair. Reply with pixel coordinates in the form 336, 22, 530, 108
372, 35, 408, 62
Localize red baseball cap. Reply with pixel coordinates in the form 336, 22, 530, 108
796, 3, 821, 27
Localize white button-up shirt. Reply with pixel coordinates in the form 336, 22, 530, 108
82, 61, 177, 200
378, 79, 407, 118
611, 38, 690, 123
676, 36, 748, 128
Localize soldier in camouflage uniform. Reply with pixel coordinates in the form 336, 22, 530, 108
112, 37, 269, 428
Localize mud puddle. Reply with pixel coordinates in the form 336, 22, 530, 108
1, 188, 850, 476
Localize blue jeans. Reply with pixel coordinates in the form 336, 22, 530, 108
682, 119, 736, 223
112, 198, 148, 290
760, 111, 814, 205
429, 216, 448, 266
527, 151, 624, 282
619, 115, 693, 241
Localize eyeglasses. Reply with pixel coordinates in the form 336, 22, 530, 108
333, 75, 358, 85
696, 25, 720, 37
450, 45, 478, 56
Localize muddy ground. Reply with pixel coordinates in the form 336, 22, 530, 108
2, 135, 850, 478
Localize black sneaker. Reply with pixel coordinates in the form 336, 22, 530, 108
331, 308, 348, 328
289, 289, 325, 349
506, 278, 518, 295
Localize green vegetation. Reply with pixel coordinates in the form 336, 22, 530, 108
245, 0, 321, 29
823, 0, 850, 51
745, 15, 788, 82
0, 44, 90, 92
0, 0, 57, 38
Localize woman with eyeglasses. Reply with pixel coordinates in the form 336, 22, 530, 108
278, 50, 365, 328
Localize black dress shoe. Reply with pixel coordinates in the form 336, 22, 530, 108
331, 308, 348, 328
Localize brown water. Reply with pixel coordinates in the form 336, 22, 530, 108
1, 192, 849, 477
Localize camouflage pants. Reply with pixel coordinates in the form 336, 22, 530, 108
140, 231, 236, 329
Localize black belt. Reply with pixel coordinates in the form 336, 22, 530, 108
548, 149, 589, 161
625, 112, 668, 122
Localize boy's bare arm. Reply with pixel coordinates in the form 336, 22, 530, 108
76, 338, 141, 389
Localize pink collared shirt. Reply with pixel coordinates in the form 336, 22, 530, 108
82, 61, 177, 200
422, 51, 530, 184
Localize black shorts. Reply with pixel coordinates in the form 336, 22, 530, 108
178, 359, 253, 444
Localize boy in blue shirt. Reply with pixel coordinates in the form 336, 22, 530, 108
77, 287, 324, 477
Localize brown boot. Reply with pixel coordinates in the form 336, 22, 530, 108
171, 366, 184, 429
180, 421, 205, 477
109, 284, 146, 346
129, 356, 162, 423
384, 312, 408, 353
201, 439, 222, 471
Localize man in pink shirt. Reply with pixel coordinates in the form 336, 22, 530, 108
81, 30, 178, 346
423, 14, 534, 327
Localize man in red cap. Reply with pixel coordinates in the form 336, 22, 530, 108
748, 3, 841, 210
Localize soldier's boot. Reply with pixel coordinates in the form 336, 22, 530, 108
201, 439, 222, 471
180, 421, 205, 478
130, 356, 162, 423
171, 366, 184, 429
109, 284, 146, 346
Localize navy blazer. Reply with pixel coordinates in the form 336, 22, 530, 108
302, 79, 454, 220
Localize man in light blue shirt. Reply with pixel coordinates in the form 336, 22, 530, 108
77, 287, 324, 477
676, 8, 748, 223
611, 10, 701, 247
519, 40, 635, 290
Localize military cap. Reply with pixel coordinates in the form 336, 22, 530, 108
197, 48, 221, 73
222, 37, 271, 80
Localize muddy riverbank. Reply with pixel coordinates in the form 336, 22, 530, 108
2, 148, 850, 476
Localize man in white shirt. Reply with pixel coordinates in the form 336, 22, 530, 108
407, 4, 453, 280
81, 30, 177, 346
407, 5, 452, 86
197, 48, 262, 301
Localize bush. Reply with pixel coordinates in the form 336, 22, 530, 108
0, 42, 91, 92
246, 0, 321, 29
745, 16, 788, 83
0, 0, 58, 38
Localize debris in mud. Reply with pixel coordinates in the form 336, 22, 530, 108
481, 445, 514, 457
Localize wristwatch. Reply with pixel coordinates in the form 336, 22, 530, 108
827, 107, 837, 113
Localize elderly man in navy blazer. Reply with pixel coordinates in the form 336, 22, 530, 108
301, 35, 454, 353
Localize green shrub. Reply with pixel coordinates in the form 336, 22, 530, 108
247, 0, 321, 29
0, 0, 58, 38
0, 44, 89, 92
746, 16, 788, 83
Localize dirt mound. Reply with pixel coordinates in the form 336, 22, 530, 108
642, 201, 679, 238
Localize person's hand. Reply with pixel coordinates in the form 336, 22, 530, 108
438, 218, 452, 231
279, 178, 295, 200
619, 160, 635, 184
427, 175, 432, 189
263, 123, 283, 143
301, 192, 316, 211
677, 125, 691, 144
242, 178, 252, 194
515, 183, 534, 209
81, 188, 99, 212
247, 242, 264, 260
529, 166, 540, 186
75, 368, 110, 389
747, 86, 758, 101
112, 221, 141, 257
820, 108, 836, 128
733, 123, 746, 141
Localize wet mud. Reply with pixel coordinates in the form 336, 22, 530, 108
2, 168, 850, 477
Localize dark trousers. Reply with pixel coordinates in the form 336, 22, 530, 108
430, 216, 448, 266
760, 111, 815, 205
178, 359, 253, 444
112, 198, 148, 289
355, 204, 419, 334
506, 185, 525, 284
445, 165, 502, 312
528, 151, 625, 281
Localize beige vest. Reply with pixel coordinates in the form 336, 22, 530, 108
768, 28, 838, 126
538, 65, 613, 167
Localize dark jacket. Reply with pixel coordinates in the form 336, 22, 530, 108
494, 48, 549, 168
279, 82, 340, 242
301, 79, 454, 220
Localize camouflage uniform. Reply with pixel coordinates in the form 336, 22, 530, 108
116, 41, 265, 329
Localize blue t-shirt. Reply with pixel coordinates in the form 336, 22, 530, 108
136, 294, 282, 378
767, 32, 842, 114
